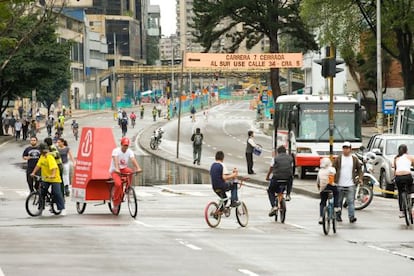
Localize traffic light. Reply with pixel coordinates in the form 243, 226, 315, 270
314, 47, 345, 78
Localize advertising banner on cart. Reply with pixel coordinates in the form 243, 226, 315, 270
72, 127, 116, 200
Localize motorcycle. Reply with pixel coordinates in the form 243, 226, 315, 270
150, 128, 164, 150
345, 148, 379, 210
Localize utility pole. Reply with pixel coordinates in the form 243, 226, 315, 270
376, 0, 383, 133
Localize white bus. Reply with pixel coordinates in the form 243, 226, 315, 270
392, 100, 414, 135
274, 94, 363, 178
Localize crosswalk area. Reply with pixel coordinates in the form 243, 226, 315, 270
0, 184, 261, 200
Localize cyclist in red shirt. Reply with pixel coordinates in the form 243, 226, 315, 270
109, 137, 142, 212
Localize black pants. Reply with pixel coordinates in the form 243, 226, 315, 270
267, 178, 288, 207
245, 152, 254, 174
26, 171, 40, 192
395, 174, 413, 211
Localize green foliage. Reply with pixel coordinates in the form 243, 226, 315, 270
191, 0, 318, 99
301, 0, 414, 99
0, 11, 71, 111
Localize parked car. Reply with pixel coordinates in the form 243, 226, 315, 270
366, 134, 414, 198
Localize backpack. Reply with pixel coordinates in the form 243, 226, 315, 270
194, 134, 202, 146
121, 118, 128, 126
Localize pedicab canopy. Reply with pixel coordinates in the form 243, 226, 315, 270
72, 127, 116, 201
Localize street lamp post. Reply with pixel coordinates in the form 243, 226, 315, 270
111, 32, 118, 111
176, 50, 184, 159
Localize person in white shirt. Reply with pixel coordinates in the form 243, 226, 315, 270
109, 137, 142, 212
332, 141, 362, 223
393, 144, 414, 218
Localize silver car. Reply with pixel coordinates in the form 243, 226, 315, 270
366, 134, 414, 198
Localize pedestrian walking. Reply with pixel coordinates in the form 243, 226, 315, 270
245, 130, 258, 174
22, 118, 29, 140
190, 106, 196, 122
332, 141, 362, 223
57, 138, 76, 197
22, 136, 41, 192
152, 106, 157, 121
15, 119, 22, 140
140, 104, 145, 119
191, 128, 203, 165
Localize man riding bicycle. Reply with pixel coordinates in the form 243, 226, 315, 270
129, 112, 136, 127
109, 137, 142, 213
30, 143, 66, 215
71, 120, 79, 136
209, 151, 241, 207
265, 145, 294, 217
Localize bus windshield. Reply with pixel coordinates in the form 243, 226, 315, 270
297, 103, 361, 142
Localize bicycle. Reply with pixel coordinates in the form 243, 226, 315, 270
106, 172, 139, 218
400, 186, 413, 226
204, 177, 249, 228
272, 180, 288, 223
321, 190, 337, 235
150, 128, 164, 150
72, 127, 79, 141
25, 175, 62, 217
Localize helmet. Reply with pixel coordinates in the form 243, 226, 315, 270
39, 143, 49, 153
121, 137, 130, 146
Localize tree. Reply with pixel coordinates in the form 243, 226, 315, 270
0, 4, 71, 135
301, 0, 414, 100
191, 0, 318, 101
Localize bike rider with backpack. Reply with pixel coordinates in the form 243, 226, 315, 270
265, 145, 294, 217
191, 128, 203, 165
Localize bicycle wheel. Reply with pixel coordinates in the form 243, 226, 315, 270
150, 138, 157, 150
236, 202, 249, 227
355, 184, 373, 210
108, 185, 121, 215
76, 202, 87, 214
322, 206, 330, 235
409, 197, 414, 225
25, 191, 42, 217
126, 187, 138, 218
279, 199, 286, 224
204, 202, 221, 228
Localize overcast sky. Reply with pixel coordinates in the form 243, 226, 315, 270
150, 0, 176, 36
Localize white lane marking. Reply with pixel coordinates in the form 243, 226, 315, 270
134, 220, 154, 228
0, 191, 4, 196
238, 269, 259, 276
0, 267, 5, 276
176, 239, 202, 251
135, 191, 155, 197
368, 245, 414, 260
15, 190, 29, 197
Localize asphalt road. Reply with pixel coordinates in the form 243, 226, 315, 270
0, 103, 413, 275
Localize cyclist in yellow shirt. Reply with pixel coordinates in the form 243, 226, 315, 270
30, 143, 66, 215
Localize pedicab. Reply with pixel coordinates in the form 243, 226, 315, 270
72, 127, 117, 215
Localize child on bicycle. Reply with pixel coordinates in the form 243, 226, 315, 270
209, 151, 240, 207
317, 157, 339, 224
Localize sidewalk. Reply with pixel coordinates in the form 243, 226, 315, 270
0, 109, 110, 145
